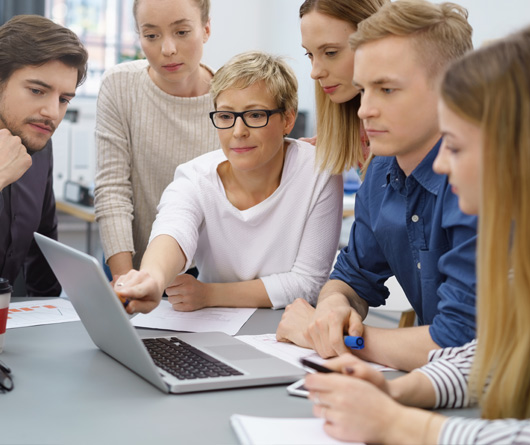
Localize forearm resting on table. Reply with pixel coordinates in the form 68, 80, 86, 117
385, 407, 446, 445
317, 280, 369, 319
388, 367, 438, 408
205, 280, 272, 308
356, 325, 440, 371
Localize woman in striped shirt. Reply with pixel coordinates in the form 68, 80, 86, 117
303, 26, 530, 444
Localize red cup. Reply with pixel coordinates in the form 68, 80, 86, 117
0, 278, 12, 353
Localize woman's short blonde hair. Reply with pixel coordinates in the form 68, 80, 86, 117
210, 51, 298, 115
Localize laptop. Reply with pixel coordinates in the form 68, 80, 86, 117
34, 233, 303, 394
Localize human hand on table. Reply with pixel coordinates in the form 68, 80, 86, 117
321, 353, 391, 395
276, 294, 364, 358
305, 367, 410, 444
305, 293, 364, 358
305, 360, 445, 445
166, 274, 210, 312
276, 298, 317, 349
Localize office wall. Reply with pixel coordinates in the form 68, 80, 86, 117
203, 1, 314, 134
0, 0, 45, 24
202, 0, 530, 137
457, 0, 530, 47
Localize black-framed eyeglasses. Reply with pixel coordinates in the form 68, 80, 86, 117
209, 109, 285, 129
0, 359, 13, 392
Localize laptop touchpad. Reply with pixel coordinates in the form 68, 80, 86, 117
208, 345, 265, 360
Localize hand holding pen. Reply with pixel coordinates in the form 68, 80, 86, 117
301, 336, 390, 400
304, 294, 366, 359
113, 269, 165, 315
300, 336, 364, 373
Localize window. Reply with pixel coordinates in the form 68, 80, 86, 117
46, 0, 142, 96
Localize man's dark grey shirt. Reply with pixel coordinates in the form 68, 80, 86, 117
0, 140, 61, 295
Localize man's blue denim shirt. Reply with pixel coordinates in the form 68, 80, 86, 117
331, 140, 477, 347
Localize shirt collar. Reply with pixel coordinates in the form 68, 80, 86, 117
386, 139, 444, 195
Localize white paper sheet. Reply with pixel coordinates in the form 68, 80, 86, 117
6, 298, 80, 328
131, 300, 256, 335
230, 414, 363, 445
236, 333, 324, 368
236, 333, 396, 371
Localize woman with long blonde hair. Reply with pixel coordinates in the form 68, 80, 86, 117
303, 26, 530, 444
299, 0, 388, 173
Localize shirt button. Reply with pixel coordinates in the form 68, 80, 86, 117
417, 262, 421, 269
411, 215, 419, 223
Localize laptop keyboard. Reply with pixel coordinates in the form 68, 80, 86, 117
143, 337, 243, 380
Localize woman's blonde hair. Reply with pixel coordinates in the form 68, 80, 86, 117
441, 27, 530, 420
210, 51, 298, 116
299, 0, 388, 174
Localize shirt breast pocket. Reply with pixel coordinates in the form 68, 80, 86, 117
418, 247, 447, 324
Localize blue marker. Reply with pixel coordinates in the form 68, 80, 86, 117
344, 336, 364, 350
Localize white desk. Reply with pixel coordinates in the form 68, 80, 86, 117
0, 301, 478, 444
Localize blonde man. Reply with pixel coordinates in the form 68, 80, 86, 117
115, 51, 342, 313
277, 0, 477, 371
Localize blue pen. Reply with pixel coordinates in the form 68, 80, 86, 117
344, 336, 364, 349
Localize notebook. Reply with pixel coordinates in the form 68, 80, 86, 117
230, 414, 361, 445
34, 233, 303, 394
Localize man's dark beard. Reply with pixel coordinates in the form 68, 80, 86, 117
0, 112, 55, 156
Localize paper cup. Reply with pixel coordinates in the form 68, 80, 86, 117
0, 278, 12, 353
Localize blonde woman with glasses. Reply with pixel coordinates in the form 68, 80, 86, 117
114, 51, 342, 314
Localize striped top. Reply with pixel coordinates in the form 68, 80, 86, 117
417, 340, 530, 444
94, 59, 219, 269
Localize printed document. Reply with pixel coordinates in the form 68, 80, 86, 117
236, 333, 324, 368
7, 298, 80, 328
236, 333, 396, 371
131, 300, 256, 335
